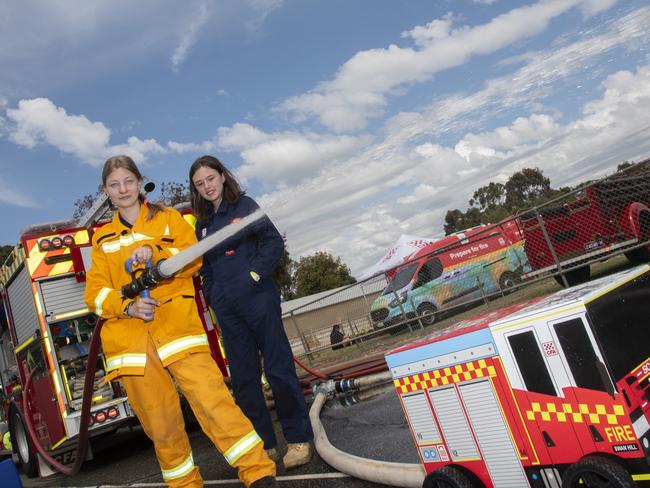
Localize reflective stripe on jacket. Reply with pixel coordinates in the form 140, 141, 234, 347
84, 204, 207, 378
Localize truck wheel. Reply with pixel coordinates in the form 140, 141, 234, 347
8, 403, 37, 478
561, 455, 634, 488
417, 303, 437, 326
423, 466, 482, 488
554, 266, 590, 287
498, 271, 520, 292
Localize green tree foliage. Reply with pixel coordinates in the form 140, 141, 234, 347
469, 182, 505, 211
0, 245, 14, 265
504, 167, 552, 211
617, 161, 634, 172
72, 189, 104, 222
444, 167, 567, 234
272, 233, 295, 301
444, 208, 481, 235
293, 251, 356, 298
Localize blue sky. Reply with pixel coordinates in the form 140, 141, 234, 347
1, 0, 649, 276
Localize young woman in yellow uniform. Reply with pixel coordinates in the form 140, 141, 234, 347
84, 155, 277, 488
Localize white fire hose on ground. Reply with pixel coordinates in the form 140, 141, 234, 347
309, 372, 425, 488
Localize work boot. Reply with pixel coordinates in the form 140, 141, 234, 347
250, 476, 278, 487
265, 447, 279, 462
283, 442, 312, 468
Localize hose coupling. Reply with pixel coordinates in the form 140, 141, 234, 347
335, 378, 357, 393
312, 380, 337, 399
121, 259, 171, 299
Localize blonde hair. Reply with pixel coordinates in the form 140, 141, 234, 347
102, 155, 164, 220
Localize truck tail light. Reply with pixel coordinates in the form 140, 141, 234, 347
38, 234, 76, 252
38, 239, 52, 251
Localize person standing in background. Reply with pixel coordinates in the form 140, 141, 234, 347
189, 155, 313, 469
85, 155, 277, 488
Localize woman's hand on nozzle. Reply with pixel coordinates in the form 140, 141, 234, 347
130, 245, 153, 265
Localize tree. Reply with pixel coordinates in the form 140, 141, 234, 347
0, 244, 14, 265
293, 251, 356, 298
272, 233, 295, 301
617, 161, 634, 172
159, 181, 190, 207
504, 167, 551, 211
469, 182, 505, 211
72, 189, 104, 222
443, 207, 482, 235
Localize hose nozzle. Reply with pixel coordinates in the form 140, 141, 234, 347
121, 259, 172, 299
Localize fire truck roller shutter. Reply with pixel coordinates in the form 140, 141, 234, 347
458, 380, 530, 488
6, 267, 39, 345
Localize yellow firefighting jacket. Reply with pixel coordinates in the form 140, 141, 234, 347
84, 204, 208, 380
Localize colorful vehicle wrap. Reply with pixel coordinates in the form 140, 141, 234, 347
371, 220, 531, 332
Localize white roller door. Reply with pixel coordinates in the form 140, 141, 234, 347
427, 386, 479, 461
39, 276, 88, 322
6, 266, 39, 345
459, 380, 529, 488
401, 391, 442, 445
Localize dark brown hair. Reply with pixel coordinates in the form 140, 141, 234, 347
189, 155, 244, 221
102, 155, 164, 220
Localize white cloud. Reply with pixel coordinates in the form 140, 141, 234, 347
5, 98, 165, 165
108, 136, 166, 164
256, 9, 649, 276
216, 123, 372, 188
7, 98, 111, 161
171, 3, 210, 72
244, 0, 284, 31
0, 1, 285, 98
401, 14, 455, 48
167, 139, 217, 154
397, 184, 440, 205
278, 0, 617, 132
0, 177, 39, 208
579, 0, 618, 17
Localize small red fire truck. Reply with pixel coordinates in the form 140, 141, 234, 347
0, 197, 225, 477
386, 264, 650, 487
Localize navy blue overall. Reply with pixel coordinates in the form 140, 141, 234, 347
197, 195, 313, 449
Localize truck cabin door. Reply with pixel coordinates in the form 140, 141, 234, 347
545, 313, 617, 452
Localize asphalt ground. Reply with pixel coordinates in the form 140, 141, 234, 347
17, 384, 420, 488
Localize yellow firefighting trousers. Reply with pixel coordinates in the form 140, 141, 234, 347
122, 337, 275, 487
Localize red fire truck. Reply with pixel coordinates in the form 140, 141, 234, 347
386, 264, 650, 487
519, 163, 650, 287
0, 197, 225, 477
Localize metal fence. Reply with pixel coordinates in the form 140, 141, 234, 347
282, 158, 650, 362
